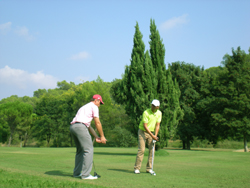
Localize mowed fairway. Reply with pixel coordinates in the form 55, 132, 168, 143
0, 147, 249, 188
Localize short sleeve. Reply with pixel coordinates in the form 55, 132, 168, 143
157, 112, 162, 123
92, 105, 99, 118
142, 111, 148, 123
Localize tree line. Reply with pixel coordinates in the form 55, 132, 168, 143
0, 20, 249, 151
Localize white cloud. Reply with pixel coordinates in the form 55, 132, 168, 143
70, 51, 90, 60
0, 22, 12, 34
160, 14, 189, 31
0, 22, 35, 40
0, 66, 58, 89
15, 26, 35, 41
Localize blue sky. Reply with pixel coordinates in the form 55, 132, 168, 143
0, 0, 249, 100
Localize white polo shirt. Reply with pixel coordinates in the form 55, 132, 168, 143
71, 102, 99, 127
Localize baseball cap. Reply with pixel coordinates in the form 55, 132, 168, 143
151, 99, 160, 107
93, 94, 104, 104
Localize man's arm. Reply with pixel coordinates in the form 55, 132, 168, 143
88, 126, 102, 143
93, 117, 106, 144
154, 122, 160, 138
143, 123, 159, 141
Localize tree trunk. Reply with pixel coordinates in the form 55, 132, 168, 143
8, 135, 12, 147
182, 141, 186, 149
187, 139, 191, 150
20, 135, 22, 148
244, 134, 249, 152
23, 132, 27, 147
47, 134, 51, 147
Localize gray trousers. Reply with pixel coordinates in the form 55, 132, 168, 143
70, 123, 93, 178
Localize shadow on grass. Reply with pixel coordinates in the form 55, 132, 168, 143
94, 152, 136, 156
45, 170, 72, 177
108, 169, 134, 174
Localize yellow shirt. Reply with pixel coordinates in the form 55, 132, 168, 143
139, 108, 162, 132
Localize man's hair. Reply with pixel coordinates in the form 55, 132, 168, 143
90, 97, 95, 102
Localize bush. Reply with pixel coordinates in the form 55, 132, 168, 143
191, 138, 213, 148
167, 140, 182, 148
103, 127, 137, 147
214, 139, 243, 149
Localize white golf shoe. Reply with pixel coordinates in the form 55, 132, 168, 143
81, 175, 98, 180
134, 169, 140, 174
147, 169, 156, 175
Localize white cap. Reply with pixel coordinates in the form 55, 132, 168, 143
151, 99, 160, 107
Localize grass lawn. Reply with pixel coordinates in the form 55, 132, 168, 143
0, 147, 249, 188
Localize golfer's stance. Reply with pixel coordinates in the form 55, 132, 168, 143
70, 94, 107, 180
134, 99, 162, 175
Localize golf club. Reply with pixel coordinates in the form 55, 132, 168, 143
93, 161, 101, 178
93, 137, 101, 178
151, 140, 156, 176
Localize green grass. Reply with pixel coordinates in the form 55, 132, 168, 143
0, 147, 249, 188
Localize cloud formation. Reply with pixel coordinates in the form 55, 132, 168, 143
0, 66, 58, 89
15, 26, 35, 41
70, 51, 90, 60
160, 14, 189, 31
0, 22, 35, 40
0, 22, 12, 34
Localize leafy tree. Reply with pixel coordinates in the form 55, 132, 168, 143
211, 47, 250, 152
169, 62, 206, 149
57, 80, 76, 91
205, 66, 227, 77
34, 115, 53, 147
0, 101, 33, 146
35, 94, 70, 147
33, 89, 47, 98
0, 116, 9, 143
17, 113, 38, 147
0, 95, 19, 104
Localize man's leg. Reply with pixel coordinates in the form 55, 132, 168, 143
134, 129, 146, 171
146, 133, 153, 172
70, 124, 84, 176
70, 123, 93, 177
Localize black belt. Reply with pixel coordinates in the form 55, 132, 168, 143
75, 122, 85, 125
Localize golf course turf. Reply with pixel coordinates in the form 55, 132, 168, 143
0, 147, 249, 188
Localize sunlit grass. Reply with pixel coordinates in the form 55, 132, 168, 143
0, 147, 249, 188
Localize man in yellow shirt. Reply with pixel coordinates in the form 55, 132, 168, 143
134, 99, 162, 174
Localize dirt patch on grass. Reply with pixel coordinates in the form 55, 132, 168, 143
233, 149, 249, 152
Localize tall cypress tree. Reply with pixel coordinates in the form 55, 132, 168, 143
111, 22, 148, 135
149, 19, 183, 148
111, 21, 183, 148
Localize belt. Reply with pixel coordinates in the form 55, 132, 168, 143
75, 122, 85, 125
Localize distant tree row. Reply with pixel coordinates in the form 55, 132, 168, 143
0, 77, 136, 148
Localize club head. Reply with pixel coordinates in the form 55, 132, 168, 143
94, 172, 101, 178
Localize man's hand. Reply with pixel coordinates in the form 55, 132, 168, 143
152, 135, 159, 141
95, 137, 102, 143
100, 136, 107, 144
96, 136, 107, 144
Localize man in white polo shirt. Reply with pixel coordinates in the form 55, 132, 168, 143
70, 94, 107, 180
